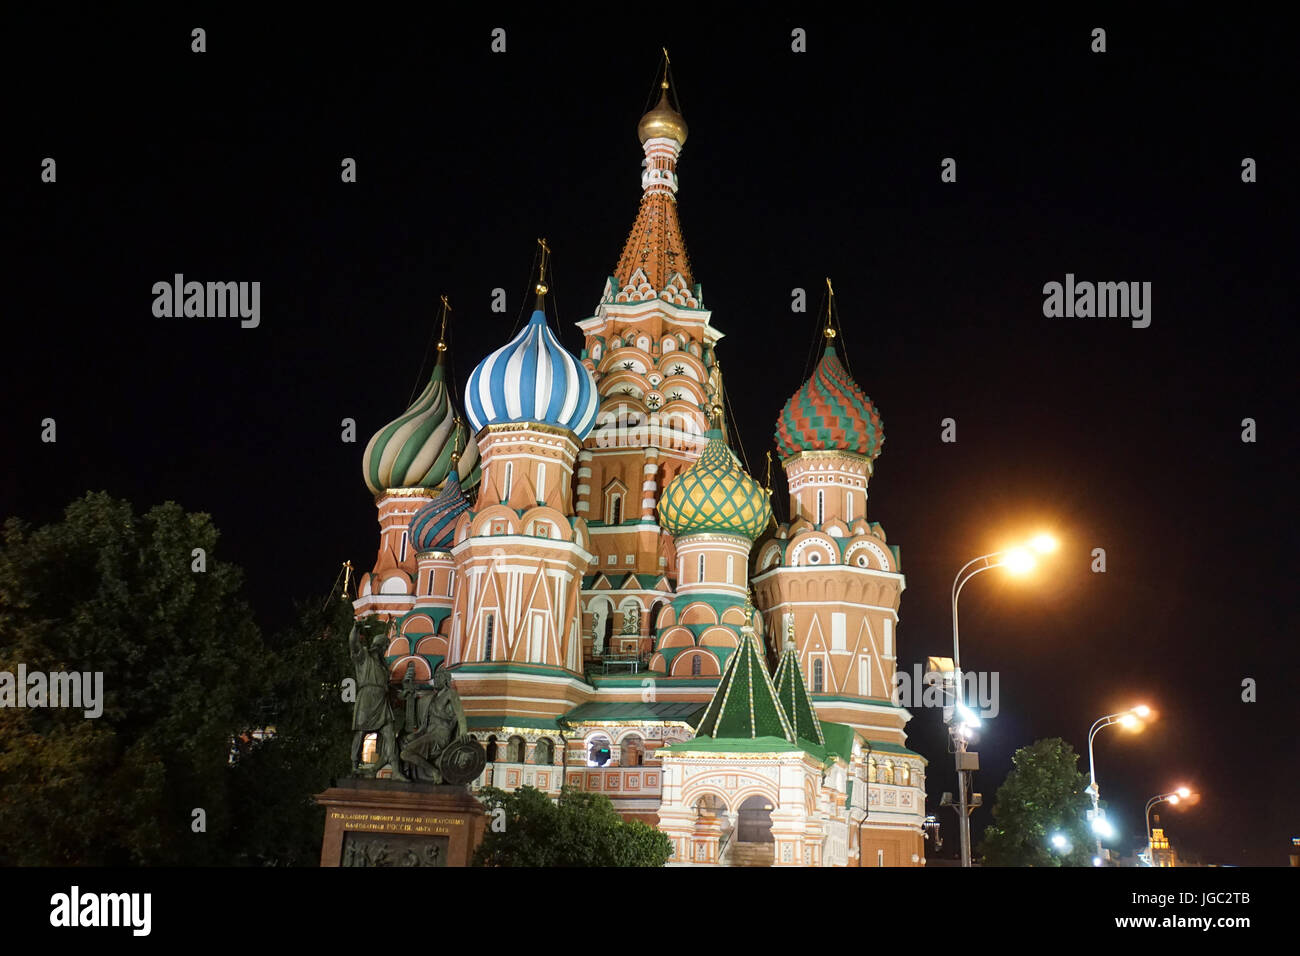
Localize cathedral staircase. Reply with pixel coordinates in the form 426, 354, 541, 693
726, 842, 774, 867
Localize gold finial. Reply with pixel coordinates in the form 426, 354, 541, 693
436, 295, 451, 356
450, 417, 466, 467
824, 277, 837, 340
341, 560, 354, 602
535, 238, 551, 308
764, 449, 774, 492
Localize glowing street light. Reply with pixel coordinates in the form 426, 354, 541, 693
1030, 533, 1059, 554
1143, 786, 1197, 866
1086, 703, 1155, 863
947, 532, 1060, 867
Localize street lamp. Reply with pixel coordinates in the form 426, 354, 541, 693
948, 533, 1058, 867
1143, 787, 1194, 866
1086, 704, 1153, 863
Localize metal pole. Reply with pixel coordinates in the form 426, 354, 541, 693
950, 552, 1003, 868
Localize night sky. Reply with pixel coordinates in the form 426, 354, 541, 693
8, 10, 1296, 865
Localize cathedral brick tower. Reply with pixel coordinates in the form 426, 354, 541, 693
750, 312, 926, 864
446, 270, 600, 736
356, 327, 481, 624
574, 68, 722, 662
650, 426, 773, 679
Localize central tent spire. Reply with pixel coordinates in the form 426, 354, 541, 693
612, 51, 694, 296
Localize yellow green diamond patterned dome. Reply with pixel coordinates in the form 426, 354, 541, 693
658, 430, 772, 539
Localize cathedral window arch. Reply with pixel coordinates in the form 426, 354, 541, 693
447, 569, 455, 597
691, 653, 702, 676
506, 735, 526, 763
817, 490, 825, 525
503, 462, 514, 500
697, 553, 705, 583
868, 756, 878, 782
483, 614, 495, 660
884, 762, 895, 784
533, 737, 554, 765
399, 531, 409, 563
813, 658, 824, 693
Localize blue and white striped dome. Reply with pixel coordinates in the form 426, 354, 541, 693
465, 309, 599, 439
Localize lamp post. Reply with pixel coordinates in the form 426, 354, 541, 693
1085, 704, 1151, 863
949, 533, 1057, 867
1143, 787, 1192, 866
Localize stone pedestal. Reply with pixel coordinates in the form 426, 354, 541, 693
316, 779, 486, 867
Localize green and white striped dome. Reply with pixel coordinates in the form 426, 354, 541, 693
363, 361, 480, 496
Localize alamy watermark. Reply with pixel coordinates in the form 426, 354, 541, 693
0, 665, 104, 718
152, 274, 260, 328
1042, 273, 1151, 328
892, 664, 999, 719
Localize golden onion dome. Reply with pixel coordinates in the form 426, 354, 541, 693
638, 86, 688, 145
658, 430, 771, 540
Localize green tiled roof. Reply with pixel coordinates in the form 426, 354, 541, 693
694, 632, 795, 742
773, 642, 824, 746
664, 735, 803, 754
864, 739, 926, 760
559, 702, 706, 726
820, 721, 857, 763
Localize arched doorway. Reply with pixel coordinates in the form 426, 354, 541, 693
737, 794, 775, 843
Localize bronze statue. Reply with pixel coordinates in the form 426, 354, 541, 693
348, 621, 405, 779
397, 665, 485, 785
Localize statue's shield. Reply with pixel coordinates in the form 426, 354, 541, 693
438, 739, 487, 786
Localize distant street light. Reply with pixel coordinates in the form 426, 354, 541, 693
1143, 786, 1196, 866
948, 532, 1059, 867
1086, 704, 1154, 863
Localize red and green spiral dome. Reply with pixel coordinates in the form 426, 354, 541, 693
775, 346, 883, 459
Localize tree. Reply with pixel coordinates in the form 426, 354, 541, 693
474, 784, 672, 866
223, 596, 355, 866
0, 492, 270, 865
978, 737, 1094, 866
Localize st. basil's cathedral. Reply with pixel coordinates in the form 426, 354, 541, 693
351, 67, 927, 866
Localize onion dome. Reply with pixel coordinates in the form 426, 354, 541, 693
408, 469, 470, 553
465, 309, 599, 439
775, 345, 884, 460
658, 430, 772, 539
637, 86, 688, 145
363, 360, 482, 496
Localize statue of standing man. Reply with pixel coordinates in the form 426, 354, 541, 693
349, 622, 405, 779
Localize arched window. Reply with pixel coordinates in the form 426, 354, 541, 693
812, 658, 824, 693
586, 735, 612, 767
506, 735, 526, 763
816, 490, 824, 525
697, 553, 705, 583
622, 734, 644, 767
868, 756, 878, 782
610, 494, 622, 525
504, 462, 514, 500
884, 762, 895, 785
483, 614, 495, 660
399, 531, 409, 563
691, 654, 702, 676
899, 764, 910, 786
533, 738, 553, 765
485, 735, 499, 762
